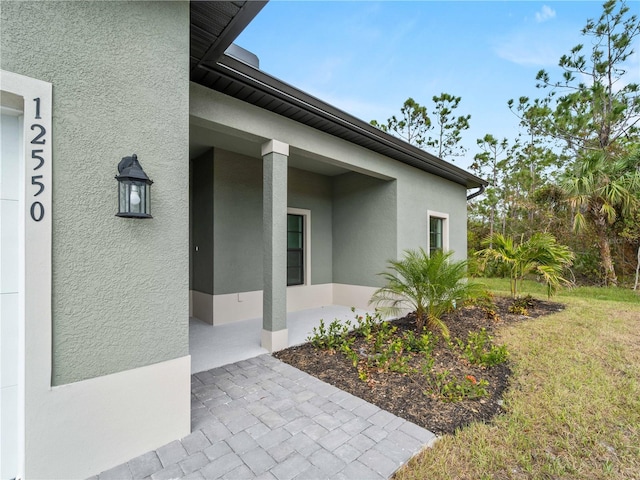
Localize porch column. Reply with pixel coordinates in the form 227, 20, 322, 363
261, 140, 289, 352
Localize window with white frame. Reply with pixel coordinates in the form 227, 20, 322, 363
427, 211, 449, 254
287, 208, 310, 286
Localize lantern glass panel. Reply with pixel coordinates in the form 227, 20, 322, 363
143, 184, 150, 215
118, 180, 130, 215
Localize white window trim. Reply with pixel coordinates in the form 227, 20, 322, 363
287, 207, 311, 287
427, 210, 449, 253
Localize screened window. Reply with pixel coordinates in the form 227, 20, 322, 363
287, 214, 304, 286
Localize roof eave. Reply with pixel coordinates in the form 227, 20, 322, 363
197, 55, 487, 189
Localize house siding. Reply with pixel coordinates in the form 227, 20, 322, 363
207, 149, 335, 295
332, 173, 398, 287
213, 149, 264, 294
396, 163, 469, 260
288, 167, 333, 285
1, 1, 190, 384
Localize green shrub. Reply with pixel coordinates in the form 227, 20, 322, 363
457, 328, 509, 367
402, 330, 435, 356
307, 318, 350, 350
471, 291, 501, 321
351, 310, 382, 339
476, 233, 574, 298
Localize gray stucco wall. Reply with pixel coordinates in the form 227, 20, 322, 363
191, 87, 470, 268
288, 167, 333, 285
213, 149, 263, 294
332, 173, 398, 287
211, 149, 335, 293
395, 163, 469, 261
1, 1, 190, 384
191, 150, 214, 294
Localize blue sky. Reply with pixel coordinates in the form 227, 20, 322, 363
235, 1, 639, 169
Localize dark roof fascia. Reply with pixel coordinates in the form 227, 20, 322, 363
193, 1, 268, 69
199, 55, 487, 189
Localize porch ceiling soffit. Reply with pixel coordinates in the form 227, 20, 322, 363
189, 121, 359, 178
190, 54, 487, 189
190, 117, 263, 159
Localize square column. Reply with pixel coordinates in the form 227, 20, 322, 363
261, 140, 289, 352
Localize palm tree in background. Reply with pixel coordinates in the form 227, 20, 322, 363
562, 149, 640, 286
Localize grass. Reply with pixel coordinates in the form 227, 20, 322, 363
394, 283, 640, 480
478, 277, 640, 304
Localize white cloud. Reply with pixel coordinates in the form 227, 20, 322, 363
535, 5, 556, 23
494, 33, 561, 67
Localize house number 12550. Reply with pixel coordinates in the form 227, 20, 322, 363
30, 97, 46, 222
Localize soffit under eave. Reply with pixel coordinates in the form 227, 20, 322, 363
190, 1, 267, 73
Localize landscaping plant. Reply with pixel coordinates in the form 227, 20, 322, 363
370, 248, 485, 337
306, 307, 509, 403
457, 328, 509, 367
476, 232, 575, 298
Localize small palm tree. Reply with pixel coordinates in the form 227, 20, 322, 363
370, 249, 484, 338
476, 233, 575, 298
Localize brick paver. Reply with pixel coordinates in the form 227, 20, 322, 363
91, 354, 436, 480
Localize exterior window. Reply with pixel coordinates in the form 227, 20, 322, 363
429, 217, 443, 254
427, 211, 449, 255
287, 214, 304, 286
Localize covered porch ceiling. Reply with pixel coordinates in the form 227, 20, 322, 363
190, 120, 368, 178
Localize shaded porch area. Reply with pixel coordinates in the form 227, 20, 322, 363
189, 305, 370, 374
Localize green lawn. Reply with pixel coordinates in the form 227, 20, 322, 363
395, 281, 640, 480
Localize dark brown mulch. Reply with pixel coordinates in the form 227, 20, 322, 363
274, 297, 564, 436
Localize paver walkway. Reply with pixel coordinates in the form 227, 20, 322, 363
92, 355, 436, 480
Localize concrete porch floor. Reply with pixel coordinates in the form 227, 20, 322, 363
189, 306, 370, 374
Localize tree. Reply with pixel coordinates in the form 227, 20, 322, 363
426, 93, 471, 161
370, 97, 430, 148
370, 249, 484, 338
529, 0, 640, 154
476, 233, 575, 298
508, 0, 640, 285
371, 94, 471, 160
561, 149, 640, 285
471, 134, 510, 246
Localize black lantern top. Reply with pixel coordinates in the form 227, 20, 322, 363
115, 154, 153, 218
116, 154, 152, 184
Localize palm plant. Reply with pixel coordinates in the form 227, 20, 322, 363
476, 233, 575, 298
561, 150, 640, 286
370, 249, 483, 338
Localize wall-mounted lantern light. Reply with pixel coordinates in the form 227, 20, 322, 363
115, 154, 153, 218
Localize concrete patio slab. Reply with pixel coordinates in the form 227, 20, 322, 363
91, 355, 436, 480
189, 306, 369, 374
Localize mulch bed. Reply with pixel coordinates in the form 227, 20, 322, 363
274, 296, 564, 436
